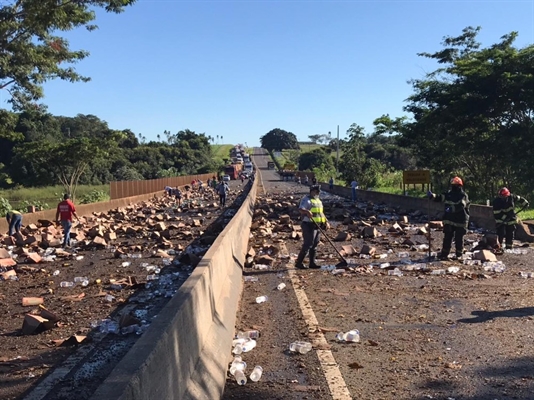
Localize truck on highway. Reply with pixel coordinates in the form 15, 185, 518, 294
267, 161, 275, 170
224, 164, 241, 180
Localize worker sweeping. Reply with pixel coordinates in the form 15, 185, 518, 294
492, 187, 529, 250
295, 185, 329, 269
427, 177, 470, 260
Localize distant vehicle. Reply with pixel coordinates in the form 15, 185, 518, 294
223, 175, 231, 181
224, 164, 241, 180
267, 161, 275, 170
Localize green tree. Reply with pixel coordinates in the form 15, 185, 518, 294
260, 128, 300, 152
298, 148, 334, 171
402, 27, 534, 199
15, 137, 111, 198
0, 0, 136, 109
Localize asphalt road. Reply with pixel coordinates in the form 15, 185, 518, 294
223, 147, 534, 400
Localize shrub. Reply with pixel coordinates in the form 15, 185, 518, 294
79, 190, 109, 204
0, 197, 12, 217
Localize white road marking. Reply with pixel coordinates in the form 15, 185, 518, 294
288, 268, 353, 400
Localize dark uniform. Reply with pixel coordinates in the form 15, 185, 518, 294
429, 177, 470, 259
296, 185, 327, 269
493, 188, 529, 249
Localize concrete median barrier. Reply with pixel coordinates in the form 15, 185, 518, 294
89, 180, 257, 400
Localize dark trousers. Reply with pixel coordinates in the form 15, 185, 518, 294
8, 214, 22, 236
61, 220, 72, 246
298, 222, 321, 260
496, 224, 515, 247
441, 224, 466, 256
351, 187, 357, 201
219, 194, 226, 206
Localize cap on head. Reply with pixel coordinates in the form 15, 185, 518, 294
63, 194, 70, 200
310, 184, 321, 192
499, 187, 510, 197
450, 176, 463, 186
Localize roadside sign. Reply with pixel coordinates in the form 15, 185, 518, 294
403, 170, 430, 185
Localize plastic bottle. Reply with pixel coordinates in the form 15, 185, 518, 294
237, 330, 260, 339
229, 356, 247, 375
289, 341, 312, 354
336, 330, 360, 342
232, 344, 243, 355
277, 283, 286, 290
60, 281, 74, 288
81, 279, 89, 287
430, 269, 446, 275
53, 270, 60, 276
249, 366, 263, 382
255, 295, 268, 303
244, 276, 258, 282
73, 276, 87, 283
388, 268, 403, 277
241, 339, 257, 352
234, 369, 247, 385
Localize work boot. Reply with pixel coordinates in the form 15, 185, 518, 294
308, 249, 321, 269
437, 252, 449, 261
295, 249, 308, 270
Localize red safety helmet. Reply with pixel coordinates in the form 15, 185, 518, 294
450, 176, 463, 186
499, 187, 510, 197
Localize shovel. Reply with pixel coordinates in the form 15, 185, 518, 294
311, 220, 353, 268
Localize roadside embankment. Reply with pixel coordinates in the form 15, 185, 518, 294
323, 184, 496, 230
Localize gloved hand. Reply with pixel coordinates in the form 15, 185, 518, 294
427, 191, 434, 199
445, 207, 452, 213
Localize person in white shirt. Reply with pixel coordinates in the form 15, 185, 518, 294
350, 180, 358, 201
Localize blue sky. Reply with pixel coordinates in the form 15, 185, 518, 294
34, 0, 534, 146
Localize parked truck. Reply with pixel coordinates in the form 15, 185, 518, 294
224, 164, 242, 180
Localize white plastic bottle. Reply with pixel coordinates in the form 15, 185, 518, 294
289, 341, 312, 354
255, 295, 268, 303
249, 366, 263, 382
336, 330, 360, 342
241, 339, 257, 352
234, 369, 247, 385
277, 283, 286, 290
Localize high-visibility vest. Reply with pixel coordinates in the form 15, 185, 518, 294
310, 198, 326, 224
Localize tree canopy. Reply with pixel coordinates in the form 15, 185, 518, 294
401, 26, 534, 198
0, 0, 136, 109
0, 111, 222, 197
260, 128, 300, 152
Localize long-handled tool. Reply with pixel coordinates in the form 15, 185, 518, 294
311, 220, 352, 268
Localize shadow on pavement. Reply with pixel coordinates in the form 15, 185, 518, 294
413, 355, 534, 400
457, 307, 534, 323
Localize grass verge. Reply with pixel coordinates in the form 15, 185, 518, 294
0, 185, 110, 211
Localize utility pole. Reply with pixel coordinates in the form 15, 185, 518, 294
336, 125, 340, 176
